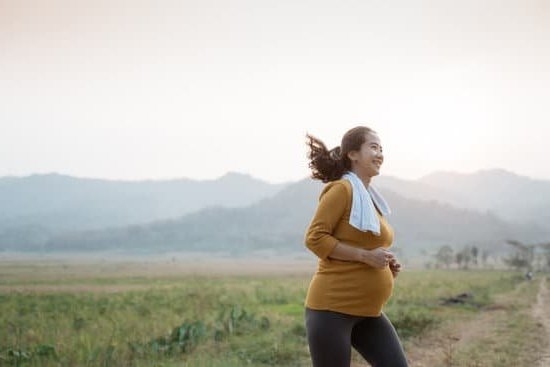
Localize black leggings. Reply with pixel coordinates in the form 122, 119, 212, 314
305, 308, 408, 367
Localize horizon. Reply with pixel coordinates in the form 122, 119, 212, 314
0, 166, 545, 184
2, 1, 549, 183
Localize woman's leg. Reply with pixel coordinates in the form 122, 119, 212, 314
351, 313, 408, 367
305, 308, 357, 367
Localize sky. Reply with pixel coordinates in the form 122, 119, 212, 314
1, 0, 549, 183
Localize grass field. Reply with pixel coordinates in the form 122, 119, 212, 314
0, 259, 548, 366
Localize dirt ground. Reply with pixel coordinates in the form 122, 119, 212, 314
406, 276, 550, 367
533, 277, 550, 366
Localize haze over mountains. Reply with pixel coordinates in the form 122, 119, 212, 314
0, 172, 285, 231
1, 169, 549, 257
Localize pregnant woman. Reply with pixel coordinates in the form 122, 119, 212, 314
304, 126, 408, 367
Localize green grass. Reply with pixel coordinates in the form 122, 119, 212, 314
0, 266, 531, 366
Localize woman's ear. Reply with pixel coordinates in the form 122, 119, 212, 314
347, 150, 358, 162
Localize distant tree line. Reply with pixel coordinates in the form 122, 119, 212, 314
431, 244, 491, 270
502, 239, 550, 272
429, 240, 550, 272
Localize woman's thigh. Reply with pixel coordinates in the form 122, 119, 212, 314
305, 308, 358, 367
351, 313, 408, 367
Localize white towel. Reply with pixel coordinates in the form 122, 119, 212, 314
342, 171, 391, 236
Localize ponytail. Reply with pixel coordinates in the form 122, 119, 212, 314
306, 126, 374, 183
306, 134, 347, 182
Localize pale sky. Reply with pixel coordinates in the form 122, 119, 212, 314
1, 0, 549, 183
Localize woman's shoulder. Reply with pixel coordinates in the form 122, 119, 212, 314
320, 178, 352, 198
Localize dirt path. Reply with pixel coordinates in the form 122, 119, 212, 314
350, 282, 532, 367
405, 304, 508, 367
405, 280, 538, 367
533, 276, 550, 367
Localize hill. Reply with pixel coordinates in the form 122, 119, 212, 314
419, 169, 550, 226
0, 172, 287, 248
2, 169, 550, 256
34, 179, 549, 257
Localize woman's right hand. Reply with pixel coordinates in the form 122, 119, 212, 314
360, 247, 394, 268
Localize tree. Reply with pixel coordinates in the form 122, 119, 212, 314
481, 249, 491, 268
471, 246, 479, 266
435, 245, 454, 269
456, 252, 464, 269
455, 246, 472, 270
535, 242, 550, 271
503, 240, 535, 271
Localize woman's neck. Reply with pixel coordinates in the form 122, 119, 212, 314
351, 170, 371, 188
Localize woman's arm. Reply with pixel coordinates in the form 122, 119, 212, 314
328, 242, 395, 269
305, 182, 348, 259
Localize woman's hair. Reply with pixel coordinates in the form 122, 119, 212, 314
306, 126, 375, 183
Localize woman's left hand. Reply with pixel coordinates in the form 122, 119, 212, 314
389, 258, 401, 278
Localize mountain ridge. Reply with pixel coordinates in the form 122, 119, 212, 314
0, 171, 288, 232
1, 169, 549, 256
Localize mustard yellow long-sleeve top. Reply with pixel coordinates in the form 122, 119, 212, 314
304, 179, 395, 317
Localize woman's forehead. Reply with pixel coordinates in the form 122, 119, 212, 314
364, 132, 381, 144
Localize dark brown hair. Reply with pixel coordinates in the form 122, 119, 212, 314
306, 126, 375, 183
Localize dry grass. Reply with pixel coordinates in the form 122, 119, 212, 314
0, 255, 317, 288
1, 256, 548, 367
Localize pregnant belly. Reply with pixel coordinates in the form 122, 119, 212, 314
307, 264, 395, 316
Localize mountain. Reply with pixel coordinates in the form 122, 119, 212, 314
22, 179, 321, 254
418, 169, 550, 227
24, 178, 549, 256
374, 175, 465, 206
3, 169, 550, 257
0, 172, 287, 235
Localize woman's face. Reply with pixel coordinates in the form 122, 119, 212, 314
348, 132, 384, 178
